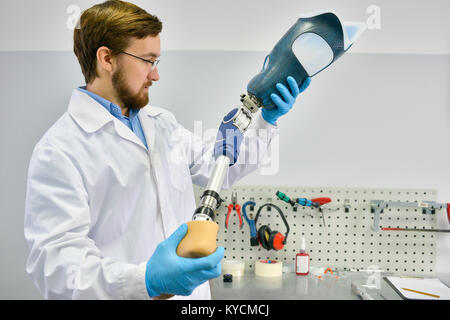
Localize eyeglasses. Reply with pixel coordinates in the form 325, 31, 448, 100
120, 51, 160, 71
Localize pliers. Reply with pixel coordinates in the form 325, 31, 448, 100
242, 201, 258, 246
225, 192, 243, 229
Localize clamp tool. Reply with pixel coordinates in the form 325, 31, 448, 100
370, 200, 450, 232
242, 201, 259, 246
225, 192, 243, 229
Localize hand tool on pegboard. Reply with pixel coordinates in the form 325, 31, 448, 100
370, 200, 450, 232
276, 191, 337, 227
242, 200, 259, 246
225, 192, 243, 229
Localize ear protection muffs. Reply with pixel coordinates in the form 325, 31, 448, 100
254, 203, 290, 251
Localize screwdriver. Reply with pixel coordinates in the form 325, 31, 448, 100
276, 191, 296, 207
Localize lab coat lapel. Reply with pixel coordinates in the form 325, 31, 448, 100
68, 89, 147, 150
138, 111, 156, 151
139, 106, 181, 239
112, 119, 147, 150
68, 89, 113, 132
138, 106, 164, 151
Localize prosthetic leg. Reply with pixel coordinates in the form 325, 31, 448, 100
177, 11, 366, 258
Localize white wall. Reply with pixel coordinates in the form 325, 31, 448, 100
1, 0, 449, 54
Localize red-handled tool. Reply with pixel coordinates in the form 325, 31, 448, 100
225, 192, 243, 229
313, 197, 337, 227
447, 203, 450, 224
311, 197, 332, 206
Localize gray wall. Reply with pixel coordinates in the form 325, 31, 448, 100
0, 50, 449, 299
0, 52, 84, 299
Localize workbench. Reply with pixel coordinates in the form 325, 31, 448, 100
210, 269, 402, 300
194, 185, 447, 300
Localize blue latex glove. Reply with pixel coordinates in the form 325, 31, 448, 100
145, 223, 224, 297
213, 108, 244, 165
261, 76, 311, 125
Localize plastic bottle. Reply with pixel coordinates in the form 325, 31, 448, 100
296, 237, 310, 275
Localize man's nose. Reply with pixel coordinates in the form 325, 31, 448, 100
149, 66, 160, 82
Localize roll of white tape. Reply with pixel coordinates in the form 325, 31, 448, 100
255, 260, 283, 277
222, 260, 245, 277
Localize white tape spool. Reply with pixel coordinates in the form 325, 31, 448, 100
255, 260, 283, 277
222, 260, 245, 277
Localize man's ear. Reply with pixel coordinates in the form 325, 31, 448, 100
96, 46, 115, 74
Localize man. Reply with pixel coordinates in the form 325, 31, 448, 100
24, 0, 310, 300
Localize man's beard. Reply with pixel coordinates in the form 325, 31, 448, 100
112, 66, 151, 111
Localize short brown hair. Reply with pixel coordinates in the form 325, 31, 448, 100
74, 0, 162, 84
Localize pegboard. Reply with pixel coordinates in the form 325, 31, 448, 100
194, 186, 439, 276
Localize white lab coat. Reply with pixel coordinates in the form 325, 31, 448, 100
24, 88, 278, 300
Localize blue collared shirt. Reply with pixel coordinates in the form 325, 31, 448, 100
77, 87, 148, 149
